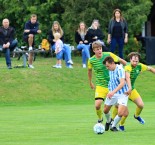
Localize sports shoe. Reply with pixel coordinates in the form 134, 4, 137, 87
83, 64, 86, 68
67, 65, 73, 69
134, 115, 145, 124
110, 127, 118, 132
105, 122, 110, 131
67, 60, 73, 65
105, 118, 113, 131
119, 125, 125, 131
57, 65, 62, 68
53, 64, 58, 68
28, 64, 34, 69
98, 118, 103, 123
7, 65, 12, 69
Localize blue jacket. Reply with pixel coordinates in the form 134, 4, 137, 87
108, 19, 128, 38
23, 20, 39, 36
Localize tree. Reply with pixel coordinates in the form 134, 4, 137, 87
61, 0, 152, 45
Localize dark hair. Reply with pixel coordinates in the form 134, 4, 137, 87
112, 8, 124, 21
103, 56, 114, 64
128, 52, 141, 60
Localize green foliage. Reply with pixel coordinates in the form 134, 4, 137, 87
0, 0, 153, 61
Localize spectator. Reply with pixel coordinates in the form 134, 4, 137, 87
75, 22, 90, 68
48, 21, 73, 68
0, 18, 18, 69
53, 32, 63, 68
87, 19, 105, 56
107, 8, 128, 58
23, 14, 42, 68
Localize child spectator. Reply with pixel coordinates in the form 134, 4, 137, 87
53, 32, 63, 68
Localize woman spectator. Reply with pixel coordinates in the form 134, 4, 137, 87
48, 21, 73, 68
75, 22, 90, 68
107, 8, 128, 58
87, 19, 105, 56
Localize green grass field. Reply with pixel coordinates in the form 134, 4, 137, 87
0, 56, 155, 145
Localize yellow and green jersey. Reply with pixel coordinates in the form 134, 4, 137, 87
125, 63, 148, 89
88, 52, 119, 88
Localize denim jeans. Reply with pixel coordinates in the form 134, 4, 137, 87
51, 43, 72, 67
110, 37, 124, 58
0, 39, 18, 66
77, 44, 90, 64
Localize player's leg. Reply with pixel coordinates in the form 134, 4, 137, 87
111, 94, 128, 132
119, 108, 129, 131
95, 99, 103, 123
130, 89, 145, 124
104, 104, 112, 131
95, 86, 109, 123
104, 96, 117, 131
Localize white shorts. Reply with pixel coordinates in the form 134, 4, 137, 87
104, 93, 128, 106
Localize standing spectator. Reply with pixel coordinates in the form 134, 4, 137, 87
107, 8, 128, 58
23, 14, 42, 68
48, 21, 73, 68
75, 22, 90, 68
0, 18, 18, 69
53, 32, 63, 68
87, 19, 105, 56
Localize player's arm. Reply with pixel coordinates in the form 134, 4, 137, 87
125, 71, 132, 95
107, 78, 125, 98
110, 52, 127, 66
148, 66, 155, 74
119, 58, 127, 66
88, 68, 95, 90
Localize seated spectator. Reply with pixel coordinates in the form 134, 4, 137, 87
0, 18, 18, 69
48, 21, 73, 68
23, 14, 41, 68
75, 22, 90, 68
87, 19, 105, 56
52, 32, 63, 68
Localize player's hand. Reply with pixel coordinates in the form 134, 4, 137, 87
125, 88, 131, 96
107, 91, 114, 99
90, 82, 95, 90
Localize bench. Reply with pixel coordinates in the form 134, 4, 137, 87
13, 46, 46, 67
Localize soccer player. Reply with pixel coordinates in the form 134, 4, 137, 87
103, 56, 131, 132
87, 41, 126, 127
117, 52, 155, 131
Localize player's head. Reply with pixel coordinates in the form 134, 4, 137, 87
30, 14, 37, 24
128, 52, 140, 67
92, 41, 102, 58
103, 56, 115, 71
54, 32, 61, 40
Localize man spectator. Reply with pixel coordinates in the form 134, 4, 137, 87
23, 14, 41, 68
0, 18, 18, 69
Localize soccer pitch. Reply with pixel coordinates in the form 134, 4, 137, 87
0, 57, 155, 145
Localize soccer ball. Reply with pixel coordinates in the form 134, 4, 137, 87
93, 123, 105, 134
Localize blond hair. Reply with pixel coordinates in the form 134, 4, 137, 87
92, 41, 102, 50
52, 21, 63, 37
77, 22, 87, 35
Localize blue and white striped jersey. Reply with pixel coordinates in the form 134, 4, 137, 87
108, 64, 128, 94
